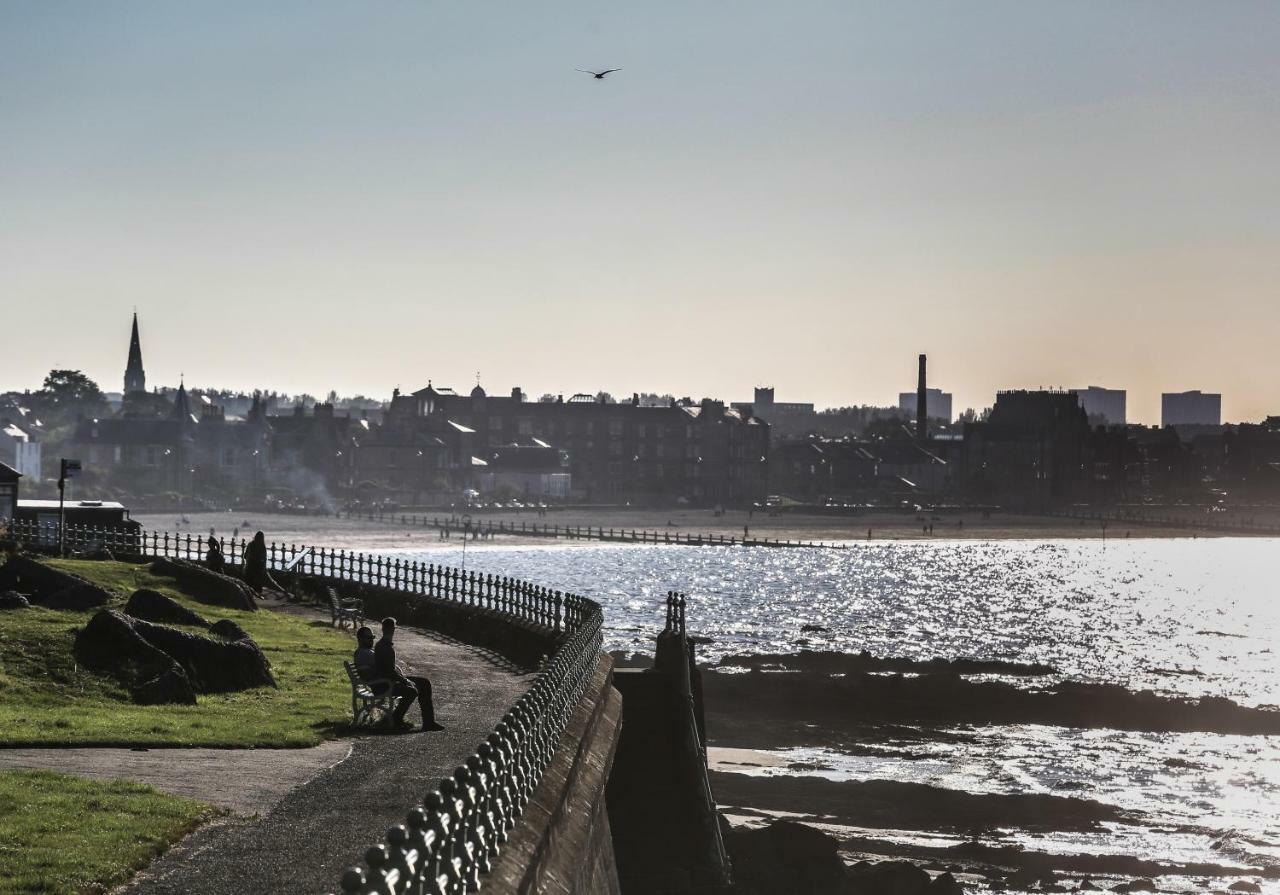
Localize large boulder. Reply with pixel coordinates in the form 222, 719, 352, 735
726, 820, 847, 895
846, 861, 934, 895
930, 872, 965, 895
74, 609, 197, 705
124, 589, 210, 628
125, 616, 275, 693
210, 618, 251, 642
149, 558, 256, 612
0, 556, 110, 609
42, 582, 112, 610
0, 590, 29, 610
76, 609, 275, 702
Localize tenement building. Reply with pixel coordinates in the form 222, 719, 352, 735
961, 389, 1092, 508
377, 383, 770, 505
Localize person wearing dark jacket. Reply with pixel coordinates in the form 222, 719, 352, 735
242, 531, 280, 594
374, 617, 444, 732
205, 536, 225, 573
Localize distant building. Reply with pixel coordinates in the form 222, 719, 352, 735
0, 462, 19, 520
961, 390, 1091, 508
13, 499, 136, 530
746, 387, 815, 416
0, 420, 41, 479
897, 389, 953, 424
1162, 391, 1221, 427
1070, 386, 1126, 426
730, 387, 825, 439
385, 384, 769, 505
770, 436, 948, 499
475, 443, 572, 499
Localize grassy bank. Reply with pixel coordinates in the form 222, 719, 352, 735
0, 558, 354, 747
0, 768, 219, 895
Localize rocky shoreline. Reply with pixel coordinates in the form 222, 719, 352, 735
696, 650, 1280, 893
701, 661, 1280, 747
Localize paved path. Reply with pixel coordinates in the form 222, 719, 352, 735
0, 596, 535, 895
119, 603, 534, 895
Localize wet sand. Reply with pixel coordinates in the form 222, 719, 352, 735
139, 506, 1256, 554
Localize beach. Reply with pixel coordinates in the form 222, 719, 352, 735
135, 505, 1264, 553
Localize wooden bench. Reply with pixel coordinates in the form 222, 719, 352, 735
344, 661, 399, 728
327, 587, 364, 629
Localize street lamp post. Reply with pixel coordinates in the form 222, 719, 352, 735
58, 458, 81, 557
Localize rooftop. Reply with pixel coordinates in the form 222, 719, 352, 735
18, 499, 127, 510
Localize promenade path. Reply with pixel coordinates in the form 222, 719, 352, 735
2, 600, 535, 895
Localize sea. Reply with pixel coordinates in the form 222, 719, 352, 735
363, 537, 1280, 887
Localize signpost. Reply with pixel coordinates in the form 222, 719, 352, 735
58, 458, 81, 557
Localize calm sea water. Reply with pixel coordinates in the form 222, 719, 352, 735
374, 538, 1280, 882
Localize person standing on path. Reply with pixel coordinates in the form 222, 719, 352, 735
376, 617, 444, 732
242, 531, 281, 594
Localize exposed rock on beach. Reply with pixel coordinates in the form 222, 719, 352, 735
703, 664, 1280, 747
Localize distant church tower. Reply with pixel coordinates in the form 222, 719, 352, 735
124, 313, 146, 395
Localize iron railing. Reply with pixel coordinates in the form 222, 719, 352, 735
2, 519, 605, 894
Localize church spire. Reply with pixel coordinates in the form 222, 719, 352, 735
170, 377, 191, 421
124, 312, 146, 395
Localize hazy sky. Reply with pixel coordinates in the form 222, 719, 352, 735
3, 2, 1278, 423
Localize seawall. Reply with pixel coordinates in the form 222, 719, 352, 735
487, 655, 624, 894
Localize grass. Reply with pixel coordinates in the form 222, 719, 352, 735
0, 768, 219, 895
0, 557, 357, 747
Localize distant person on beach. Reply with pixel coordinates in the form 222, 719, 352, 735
374, 617, 443, 732
242, 531, 281, 593
205, 536, 225, 573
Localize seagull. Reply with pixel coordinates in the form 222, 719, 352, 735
577, 68, 620, 80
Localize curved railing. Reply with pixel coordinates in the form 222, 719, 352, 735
2, 520, 606, 894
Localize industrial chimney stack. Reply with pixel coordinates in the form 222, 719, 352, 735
916, 354, 928, 444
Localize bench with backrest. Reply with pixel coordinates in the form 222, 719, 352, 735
344, 660, 399, 728
327, 587, 364, 629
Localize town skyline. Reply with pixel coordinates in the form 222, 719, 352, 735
4, 3, 1278, 425
0, 311, 1247, 427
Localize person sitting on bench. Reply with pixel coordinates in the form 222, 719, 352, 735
369, 617, 444, 732
353, 626, 378, 679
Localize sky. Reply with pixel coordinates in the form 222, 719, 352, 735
2, 2, 1278, 424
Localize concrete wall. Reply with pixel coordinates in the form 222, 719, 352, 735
487, 655, 624, 895
607, 631, 732, 895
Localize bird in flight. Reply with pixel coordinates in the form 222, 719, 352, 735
577, 68, 621, 80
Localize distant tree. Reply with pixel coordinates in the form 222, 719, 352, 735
31, 370, 108, 431
38, 370, 106, 409
957, 407, 991, 425
638, 392, 675, 407
595, 391, 616, 404
538, 393, 559, 403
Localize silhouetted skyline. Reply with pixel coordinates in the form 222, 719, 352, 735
3, 2, 1278, 424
